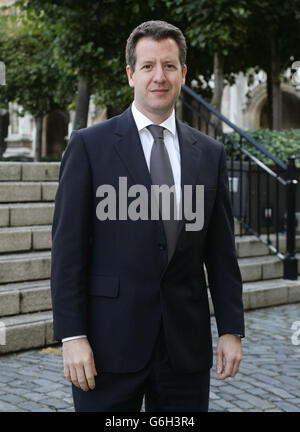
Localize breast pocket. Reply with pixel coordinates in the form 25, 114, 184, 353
88, 274, 119, 298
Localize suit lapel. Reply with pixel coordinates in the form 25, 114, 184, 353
113, 106, 153, 195
176, 119, 202, 240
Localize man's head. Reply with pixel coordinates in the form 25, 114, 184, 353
126, 21, 187, 124
126, 20, 187, 72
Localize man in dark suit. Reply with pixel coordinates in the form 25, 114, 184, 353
51, 20, 244, 412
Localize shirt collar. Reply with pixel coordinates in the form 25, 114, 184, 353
131, 101, 176, 137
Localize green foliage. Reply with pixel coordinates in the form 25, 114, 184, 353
170, 0, 250, 54
0, 13, 77, 117
221, 129, 300, 168
1, 0, 300, 122
14, 0, 173, 109
244, 0, 300, 74
166, 0, 254, 94
0, 153, 62, 161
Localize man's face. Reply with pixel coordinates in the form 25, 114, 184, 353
126, 37, 187, 123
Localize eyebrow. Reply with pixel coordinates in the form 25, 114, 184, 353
139, 59, 177, 65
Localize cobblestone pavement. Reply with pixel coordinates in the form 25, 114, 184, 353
0, 303, 299, 412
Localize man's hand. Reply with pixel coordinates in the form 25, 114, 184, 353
63, 337, 98, 391
216, 334, 242, 380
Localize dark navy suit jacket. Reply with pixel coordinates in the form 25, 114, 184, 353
50, 106, 245, 373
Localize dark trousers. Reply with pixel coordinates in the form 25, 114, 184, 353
72, 322, 210, 412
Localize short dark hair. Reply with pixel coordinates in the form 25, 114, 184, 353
126, 20, 187, 71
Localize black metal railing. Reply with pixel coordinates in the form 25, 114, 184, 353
177, 84, 298, 280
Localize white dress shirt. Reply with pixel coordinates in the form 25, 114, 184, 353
62, 102, 181, 343
131, 101, 181, 213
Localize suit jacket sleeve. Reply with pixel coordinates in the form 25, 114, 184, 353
204, 144, 245, 338
50, 130, 92, 342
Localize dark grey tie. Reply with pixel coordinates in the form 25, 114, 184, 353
147, 124, 178, 262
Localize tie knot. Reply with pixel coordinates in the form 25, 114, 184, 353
147, 124, 165, 141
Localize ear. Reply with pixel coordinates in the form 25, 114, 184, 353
126, 65, 134, 88
181, 64, 187, 85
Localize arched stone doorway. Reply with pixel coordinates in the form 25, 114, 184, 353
244, 83, 300, 129
260, 89, 300, 129
44, 110, 69, 158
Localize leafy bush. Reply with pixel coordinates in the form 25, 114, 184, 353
0, 154, 62, 162
220, 129, 300, 168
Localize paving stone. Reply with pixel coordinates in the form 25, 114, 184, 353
246, 387, 271, 397
232, 400, 253, 410
208, 402, 225, 411
213, 399, 235, 409
0, 303, 299, 412
287, 389, 300, 398
219, 392, 238, 402
236, 393, 275, 409
3, 387, 29, 396
0, 401, 19, 411
261, 386, 293, 399
0, 393, 25, 404
22, 391, 46, 402
17, 401, 51, 411
275, 375, 300, 387
45, 390, 69, 399
0, 375, 13, 383
286, 398, 300, 404
228, 380, 252, 390
221, 385, 244, 395
273, 401, 300, 412
41, 398, 70, 409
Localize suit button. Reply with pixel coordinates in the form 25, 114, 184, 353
158, 243, 166, 251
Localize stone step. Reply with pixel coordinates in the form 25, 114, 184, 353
0, 278, 299, 354
208, 277, 300, 315
235, 234, 300, 257
0, 311, 53, 354
0, 203, 54, 227
0, 249, 299, 286
0, 252, 298, 315
237, 254, 300, 282
0, 225, 52, 254
0, 280, 51, 317
241, 278, 300, 311
0, 182, 58, 203
204, 253, 300, 282
2, 222, 299, 257
0, 251, 51, 284
0, 162, 60, 182
0, 253, 298, 320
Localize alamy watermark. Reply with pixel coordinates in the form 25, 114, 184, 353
0, 61, 5, 85
95, 177, 205, 232
0, 321, 6, 345
291, 321, 300, 346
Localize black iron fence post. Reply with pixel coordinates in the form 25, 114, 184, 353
283, 155, 298, 280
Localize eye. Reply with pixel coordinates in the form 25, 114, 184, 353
166, 64, 176, 69
143, 64, 152, 70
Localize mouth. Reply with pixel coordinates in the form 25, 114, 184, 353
150, 89, 169, 95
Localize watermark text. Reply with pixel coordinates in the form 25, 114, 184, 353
95, 177, 205, 232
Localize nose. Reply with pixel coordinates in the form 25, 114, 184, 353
153, 64, 166, 83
